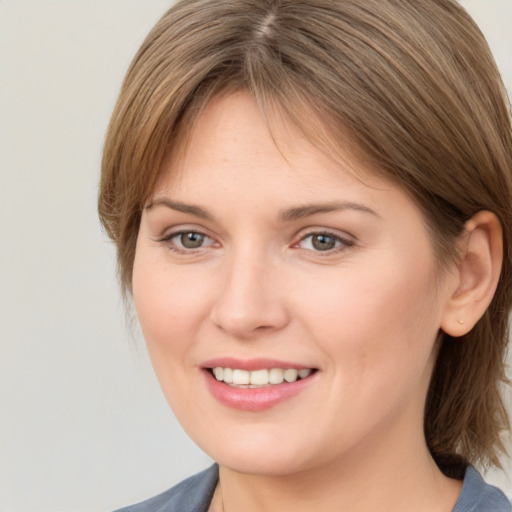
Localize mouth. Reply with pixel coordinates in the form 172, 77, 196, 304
201, 358, 319, 411
207, 367, 317, 388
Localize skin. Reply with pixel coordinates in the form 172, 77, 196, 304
132, 92, 465, 511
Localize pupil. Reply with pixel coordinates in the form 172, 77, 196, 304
181, 232, 204, 248
312, 234, 335, 251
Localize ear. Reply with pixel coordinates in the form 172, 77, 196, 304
440, 211, 503, 337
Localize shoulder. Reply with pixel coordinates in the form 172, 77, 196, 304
453, 466, 511, 512
113, 464, 219, 512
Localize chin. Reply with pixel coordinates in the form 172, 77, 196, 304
192, 428, 322, 477
216, 451, 309, 477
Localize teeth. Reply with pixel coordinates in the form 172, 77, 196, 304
223, 367, 233, 384
211, 367, 313, 387
269, 368, 284, 384
232, 369, 250, 385
250, 369, 269, 385
283, 369, 298, 382
298, 369, 312, 379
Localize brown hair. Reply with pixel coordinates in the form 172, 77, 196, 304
99, 0, 512, 472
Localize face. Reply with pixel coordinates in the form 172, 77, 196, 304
133, 92, 456, 477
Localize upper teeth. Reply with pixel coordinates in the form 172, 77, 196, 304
212, 367, 312, 386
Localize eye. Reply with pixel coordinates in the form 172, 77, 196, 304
177, 232, 208, 249
297, 232, 353, 252
162, 230, 216, 251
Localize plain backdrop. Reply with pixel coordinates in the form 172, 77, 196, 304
0, 1, 511, 511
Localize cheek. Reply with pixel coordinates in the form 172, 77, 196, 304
132, 249, 213, 360
296, 253, 442, 383
131, 248, 217, 418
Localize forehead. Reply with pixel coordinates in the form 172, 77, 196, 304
151, 93, 433, 238
155, 91, 382, 196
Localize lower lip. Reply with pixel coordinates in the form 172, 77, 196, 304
203, 370, 316, 411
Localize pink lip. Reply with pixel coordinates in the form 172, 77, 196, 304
201, 358, 318, 412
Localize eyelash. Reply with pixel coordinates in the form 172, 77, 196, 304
157, 230, 216, 254
295, 231, 355, 255
157, 229, 355, 256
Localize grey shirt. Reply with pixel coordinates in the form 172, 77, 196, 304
114, 464, 511, 512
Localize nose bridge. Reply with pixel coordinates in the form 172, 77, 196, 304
211, 243, 288, 338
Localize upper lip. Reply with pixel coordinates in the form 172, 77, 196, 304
201, 357, 316, 371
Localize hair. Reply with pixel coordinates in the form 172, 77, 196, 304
99, 0, 512, 474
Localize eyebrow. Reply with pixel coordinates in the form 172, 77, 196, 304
145, 198, 213, 220
278, 202, 380, 221
145, 198, 379, 222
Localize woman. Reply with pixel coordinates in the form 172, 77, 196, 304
99, 0, 512, 510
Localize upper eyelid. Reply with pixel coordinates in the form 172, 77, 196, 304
298, 233, 352, 245
295, 226, 356, 243
169, 230, 212, 240
156, 225, 213, 240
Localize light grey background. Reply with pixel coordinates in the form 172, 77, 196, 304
0, 1, 510, 511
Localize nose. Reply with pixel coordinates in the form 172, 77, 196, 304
210, 250, 290, 340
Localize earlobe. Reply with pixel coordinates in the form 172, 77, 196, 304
440, 211, 503, 337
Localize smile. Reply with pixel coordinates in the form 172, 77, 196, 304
211, 367, 313, 387
203, 362, 318, 411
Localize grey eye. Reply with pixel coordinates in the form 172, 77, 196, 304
297, 232, 353, 253
176, 232, 208, 249
310, 234, 337, 251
